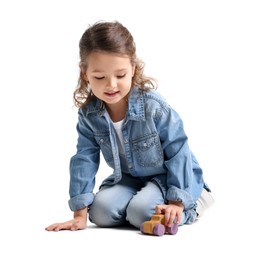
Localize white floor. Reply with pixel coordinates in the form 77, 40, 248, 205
1, 195, 259, 260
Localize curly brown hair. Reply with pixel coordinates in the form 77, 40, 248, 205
73, 20, 157, 108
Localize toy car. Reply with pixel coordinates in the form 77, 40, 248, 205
140, 214, 178, 236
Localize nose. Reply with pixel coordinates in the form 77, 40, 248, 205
106, 76, 117, 90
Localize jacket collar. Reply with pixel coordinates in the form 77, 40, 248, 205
127, 87, 145, 121
83, 87, 145, 121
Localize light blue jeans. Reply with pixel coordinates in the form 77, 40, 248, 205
89, 174, 197, 228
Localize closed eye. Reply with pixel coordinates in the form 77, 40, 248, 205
95, 76, 105, 80
117, 74, 126, 79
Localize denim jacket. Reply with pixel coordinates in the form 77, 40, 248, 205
68, 87, 209, 212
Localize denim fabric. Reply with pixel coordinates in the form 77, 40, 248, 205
88, 173, 197, 228
68, 86, 210, 222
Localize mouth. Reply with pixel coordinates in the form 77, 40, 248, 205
105, 91, 119, 97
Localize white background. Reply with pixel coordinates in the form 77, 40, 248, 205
0, 0, 259, 259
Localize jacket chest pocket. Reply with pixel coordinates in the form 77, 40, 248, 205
132, 133, 163, 167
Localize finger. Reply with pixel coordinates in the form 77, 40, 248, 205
168, 212, 176, 227
45, 223, 60, 231
164, 211, 171, 225
155, 205, 165, 214
176, 211, 182, 224
155, 206, 162, 214
54, 222, 72, 231
45, 225, 53, 231
54, 224, 66, 231
164, 213, 173, 227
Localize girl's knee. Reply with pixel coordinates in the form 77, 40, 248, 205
126, 182, 165, 228
89, 196, 108, 226
89, 194, 125, 227
126, 199, 154, 228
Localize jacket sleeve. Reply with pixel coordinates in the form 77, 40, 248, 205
68, 109, 100, 211
157, 105, 204, 210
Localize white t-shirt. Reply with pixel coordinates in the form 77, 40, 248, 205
111, 119, 130, 173
112, 119, 125, 156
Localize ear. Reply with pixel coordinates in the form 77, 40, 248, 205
80, 66, 88, 82
84, 74, 89, 82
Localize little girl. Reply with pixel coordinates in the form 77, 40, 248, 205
46, 20, 214, 232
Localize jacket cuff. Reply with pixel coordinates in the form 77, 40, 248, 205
68, 193, 94, 211
166, 187, 195, 210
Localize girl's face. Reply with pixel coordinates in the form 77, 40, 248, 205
85, 52, 135, 107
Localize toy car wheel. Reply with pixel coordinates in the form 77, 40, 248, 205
153, 224, 165, 236
166, 224, 178, 235
140, 223, 145, 234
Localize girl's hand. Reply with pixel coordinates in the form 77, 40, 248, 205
45, 216, 87, 231
45, 208, 87, 231
155, 201, 184, 227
